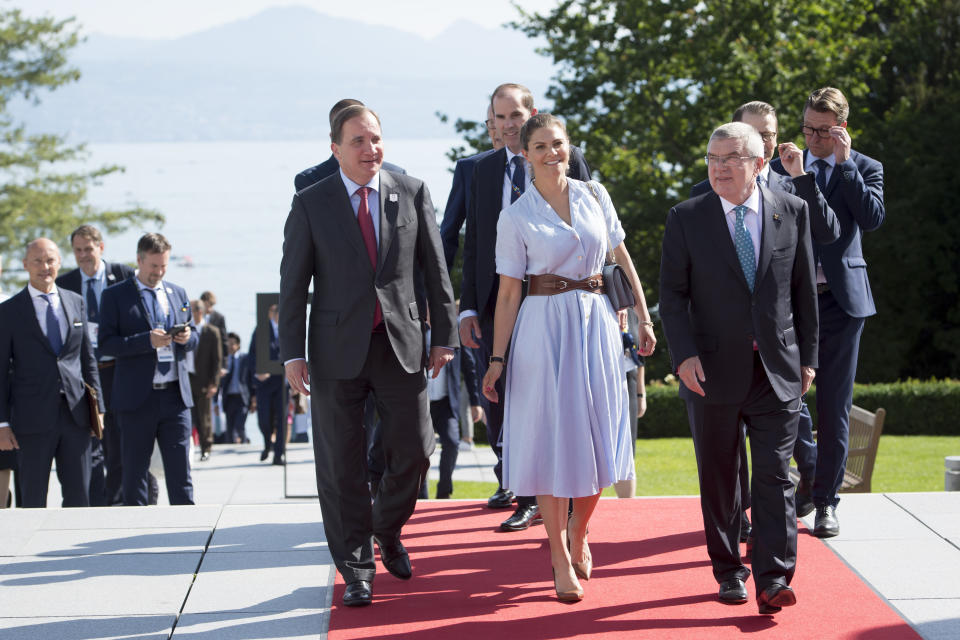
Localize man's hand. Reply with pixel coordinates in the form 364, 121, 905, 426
470, 405, 485, 425
778, 142, 806, 177
205, 385, 217, 399
0, 426, 18, 451
285, 360, 310, 396
459, 316, 481, 349
255, 373, 270, 382
678, 356, 706, 397
150, 328, 172, 348
248, 398, 257, 413
428, 347, 454, 379
801, 366, 816, 395
638, 395, 647, 419
172, 326, 191, 345
618, 309, 628, 331
831, 126, 851, 163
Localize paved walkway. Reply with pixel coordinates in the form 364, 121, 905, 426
2, 443, 958, 639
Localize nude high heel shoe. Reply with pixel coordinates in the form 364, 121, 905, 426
552, 568, 584, 602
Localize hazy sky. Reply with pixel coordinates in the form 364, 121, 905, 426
21, 0, 561, 39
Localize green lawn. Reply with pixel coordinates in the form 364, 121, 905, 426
439, 436, 956, 499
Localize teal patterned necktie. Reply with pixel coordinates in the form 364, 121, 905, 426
733, 205, 756, 291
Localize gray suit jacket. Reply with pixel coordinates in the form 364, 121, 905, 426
659, 186, 818, 404
280, 169, 457, 378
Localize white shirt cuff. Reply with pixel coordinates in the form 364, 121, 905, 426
457, 309, 478, 324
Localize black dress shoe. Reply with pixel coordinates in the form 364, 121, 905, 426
487, 487, 516, 509
757, 583, 796, 614
343, 580, 372, 606
795, 479, 815, 518
200, 451, 211, 462
814, 505, 839, 537
272, 455, 285, 466
718, 578, 748, 604
260, 448, 270, 461
500, 504, 542, 531
374, 537, 412, 579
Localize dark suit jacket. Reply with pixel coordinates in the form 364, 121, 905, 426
192, 323, 223, 390
205, 309, 228, 360
280, 169, 457, 378
99, 278, 199, 410
659, 186, 818, 404
295, 154, 407, 192
793, 149, 884, 318
690, 158, 841, 247
219, 351, 254, 407
461, 146, 591, 318
0, 287, 103, 434
55, 260, 135, 298
439, 149, 496, 270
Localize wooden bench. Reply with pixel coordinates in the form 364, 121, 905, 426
789, 405, 886, 493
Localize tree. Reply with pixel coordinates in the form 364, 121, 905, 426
0, 8, 160, 284
502, 0, 957, 380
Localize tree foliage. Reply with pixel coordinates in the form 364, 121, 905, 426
498, 0, 959, 380
0, 8, 160, 283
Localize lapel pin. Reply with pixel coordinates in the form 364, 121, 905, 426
389, 193, 398, 202
773, 213, 782, 222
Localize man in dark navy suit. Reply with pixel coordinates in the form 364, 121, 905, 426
0, 238, 104, 508
249, 304, 285, 465
56, 224, 137, 506
99, 232, 198, 506
661, 123, 818, 614
691, 102, 840, 539
295, 98, 406, 192
219, 332, 254, 444
460, 83, 591, 531
439, 103, 503, 270
777, 87, 885, 538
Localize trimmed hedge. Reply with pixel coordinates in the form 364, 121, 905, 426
639, 379, 960, 438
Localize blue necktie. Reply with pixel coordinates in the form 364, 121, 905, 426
510, 156, 525, 203
41, 293, 63, 356
145, 289, 171, 374
815, 159, 829, 192
733, 205, 756, 292
86, 279, 99, 323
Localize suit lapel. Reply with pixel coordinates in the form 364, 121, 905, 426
756, 185, 778, 288
378, 170, 400, 273
60, 289, 81, 347
328, 178, 373, 273
19, 289, 55, 355
132, 279, 155, 331
707, 194, 752, 292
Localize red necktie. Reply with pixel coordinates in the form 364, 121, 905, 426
356, 186, 382, 328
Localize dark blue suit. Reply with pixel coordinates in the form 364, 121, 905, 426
799, 149, 884, 508
0, 287, 103, 507
99, 277, 198, 505
249, 324, 285, 461
56, 260, 135, 505
219, 350, 254, 444
439, 149, 496, 270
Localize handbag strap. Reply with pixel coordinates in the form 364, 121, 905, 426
586, 180, 618, 264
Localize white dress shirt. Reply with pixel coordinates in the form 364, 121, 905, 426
719, 187, 763, 269
501, 148, 533, 212
28, 284, 69, 344
340, 169, 381, 245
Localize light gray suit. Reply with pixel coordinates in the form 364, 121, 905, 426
280, 169, 457, 583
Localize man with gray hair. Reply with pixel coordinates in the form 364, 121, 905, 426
660, 122, 818, 614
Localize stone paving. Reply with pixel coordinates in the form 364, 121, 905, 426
1, 442, 957, 639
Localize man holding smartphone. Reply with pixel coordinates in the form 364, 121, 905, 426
99, 233, 199, 506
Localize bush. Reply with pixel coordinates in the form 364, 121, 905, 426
639, 379, 960, 438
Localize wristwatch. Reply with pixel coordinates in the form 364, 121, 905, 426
489, 356, 506, 365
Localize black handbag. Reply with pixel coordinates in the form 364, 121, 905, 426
587, 181, 637, 311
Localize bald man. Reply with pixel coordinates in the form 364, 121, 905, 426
0, 238, 104, 507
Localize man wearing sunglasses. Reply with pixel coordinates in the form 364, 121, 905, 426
776, 87, 885, 538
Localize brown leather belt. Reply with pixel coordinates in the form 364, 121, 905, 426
98, 361, 115, 369
528, 273, 605, 296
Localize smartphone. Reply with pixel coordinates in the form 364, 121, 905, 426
167, 323, 188, 337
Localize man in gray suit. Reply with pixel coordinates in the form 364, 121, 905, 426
660, 122, 818, 614
281, 105, 457, 607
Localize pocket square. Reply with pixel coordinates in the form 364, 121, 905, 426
389, 193, 398, 202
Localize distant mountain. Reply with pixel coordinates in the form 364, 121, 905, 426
12, 6, 557, 142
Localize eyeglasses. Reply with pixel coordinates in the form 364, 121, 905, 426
758, 132, 777, 142
801, 125, 833, 139
704, 154, 756, 168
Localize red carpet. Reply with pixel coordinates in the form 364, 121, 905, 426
328, 498, 919, 639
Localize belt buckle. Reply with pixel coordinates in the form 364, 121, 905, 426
589, 279, 600, 289
556, 280, 567, 290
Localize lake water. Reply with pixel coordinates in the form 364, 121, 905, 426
84, 138, 463, 347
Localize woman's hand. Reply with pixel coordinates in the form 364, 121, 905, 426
636, 321, 656, 356
638, 395, 647, 418
481, 362, 504, 403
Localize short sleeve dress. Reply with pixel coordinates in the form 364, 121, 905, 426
496, 178, 634, 498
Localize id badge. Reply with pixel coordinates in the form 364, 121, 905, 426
87, 322, 99, 349
157, 344, 175, 362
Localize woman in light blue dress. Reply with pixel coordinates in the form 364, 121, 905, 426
481, 114, 656, 601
